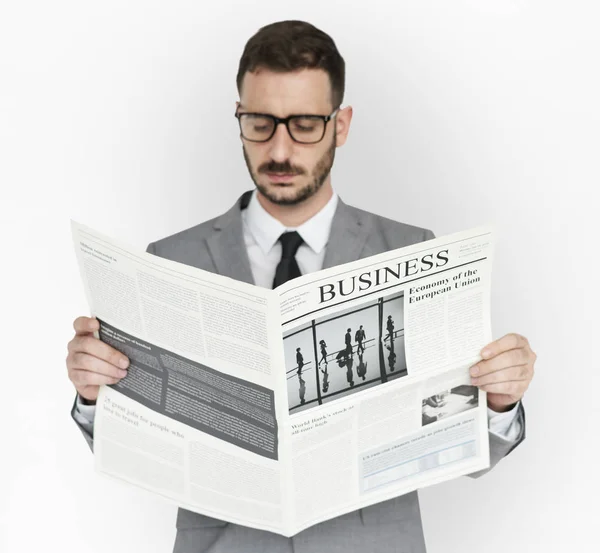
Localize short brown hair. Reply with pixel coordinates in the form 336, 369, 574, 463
236, 20, 345, 110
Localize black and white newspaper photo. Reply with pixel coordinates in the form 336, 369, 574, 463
284, 291, 407, 413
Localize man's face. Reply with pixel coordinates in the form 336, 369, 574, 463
237, 68, 343, 206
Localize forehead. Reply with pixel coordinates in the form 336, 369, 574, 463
239, 67, 332, 115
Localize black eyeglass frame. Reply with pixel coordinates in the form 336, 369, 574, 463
234, 107, 340, 144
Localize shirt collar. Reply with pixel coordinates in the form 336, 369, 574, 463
244, 189, 339, 255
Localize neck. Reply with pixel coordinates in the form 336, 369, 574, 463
257, 182, 334, 227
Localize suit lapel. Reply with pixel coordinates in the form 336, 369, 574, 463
322, 197, 373, 269
205, 192, 255, 285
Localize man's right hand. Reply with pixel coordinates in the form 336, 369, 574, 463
66, 316, 130, 404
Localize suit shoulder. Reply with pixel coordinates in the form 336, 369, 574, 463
345, 203, 435, 244
145, 215, 220, 255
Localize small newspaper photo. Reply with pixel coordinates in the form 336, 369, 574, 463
71, 221, 493, 536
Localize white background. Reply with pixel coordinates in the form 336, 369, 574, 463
1, 1, 598, 552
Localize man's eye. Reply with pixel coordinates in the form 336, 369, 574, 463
293, 120, 316, 132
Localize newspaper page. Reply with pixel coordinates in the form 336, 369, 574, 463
276, 227, 492, 533
71, 221, 492, 536
71, 221, 292, 534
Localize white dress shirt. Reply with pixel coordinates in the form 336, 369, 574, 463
74, 189, 522, 442
242, 188, 339, 288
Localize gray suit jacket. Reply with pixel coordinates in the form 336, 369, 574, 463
72, 190, 526, 553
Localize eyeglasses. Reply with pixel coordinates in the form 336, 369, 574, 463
234, 107, 339, 144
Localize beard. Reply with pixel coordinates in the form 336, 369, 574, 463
242, 130, 337, 206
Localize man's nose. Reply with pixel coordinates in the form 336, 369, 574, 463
268, 122, 295, 161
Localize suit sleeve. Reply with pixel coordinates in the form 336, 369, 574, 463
70, 394, 95, 452
467, 402, 526, 479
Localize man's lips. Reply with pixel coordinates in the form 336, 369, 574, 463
267, 172, 296, 182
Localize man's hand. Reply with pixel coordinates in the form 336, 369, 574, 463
470, 333, 536, 413
66, 316, 130, 404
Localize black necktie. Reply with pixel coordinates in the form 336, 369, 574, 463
273, 231, 304, 288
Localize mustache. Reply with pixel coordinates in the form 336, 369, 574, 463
261, 165, 303, 175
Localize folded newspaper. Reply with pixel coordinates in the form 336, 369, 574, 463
71, 221, 493, 536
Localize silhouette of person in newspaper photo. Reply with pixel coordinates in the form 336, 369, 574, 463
385, 335, 397, 372
318, 339, 328, 367
345, 328, 353, 359
346, 356, 355, 388
385, 315, 394, 343
355, 325, 366, 354
298, 375, 306, 405
296, 347, 304, 376
357, 351, 368, 381
320, 365, 329, 393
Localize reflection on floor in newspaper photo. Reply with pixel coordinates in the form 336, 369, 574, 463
421, 385, 479, 426
284, 292, 408, 414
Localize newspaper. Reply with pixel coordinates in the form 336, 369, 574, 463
71, 220, 493, 536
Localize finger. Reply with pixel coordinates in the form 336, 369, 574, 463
73, 316, 99, 336
68, 335, 129, 369
68, 351, 128, 379
481, 333, 529, 359
476, 380, 526, 396
71, 369, 122, 387
471, 348, 529, 377
471, 364, 530, 386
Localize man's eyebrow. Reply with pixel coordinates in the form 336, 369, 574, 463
238, 106, 264, 113
238, 103, 323, 112
237, 107, 324, 116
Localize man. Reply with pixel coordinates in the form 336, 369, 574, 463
66, 19, 536, 553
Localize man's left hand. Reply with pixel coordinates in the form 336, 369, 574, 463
470, 333, 536, 413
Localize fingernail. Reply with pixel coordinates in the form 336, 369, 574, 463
471, 377, 478, 385
481, 349, 491, 359
119, 369, 128, 377
470, 366, 479, 376
119, 358, 129, 369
